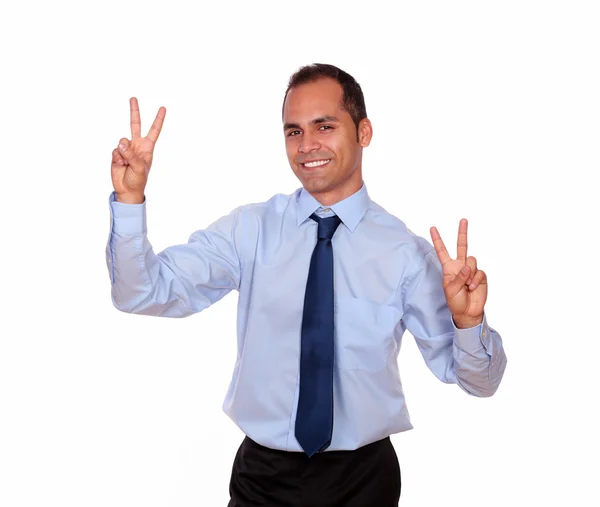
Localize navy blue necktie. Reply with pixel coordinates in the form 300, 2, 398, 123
295, 212, 342, 457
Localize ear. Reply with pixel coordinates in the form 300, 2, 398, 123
358, 118, 373, 147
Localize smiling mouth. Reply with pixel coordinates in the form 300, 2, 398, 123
301, 159, 331, 168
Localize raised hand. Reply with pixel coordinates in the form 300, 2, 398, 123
430, 219, 487, 328
111, 97, 166, 203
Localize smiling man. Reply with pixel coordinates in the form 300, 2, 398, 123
107, 63, 507, 506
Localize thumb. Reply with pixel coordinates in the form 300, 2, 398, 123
446, 264, 470, 297
118, 141, 144, 170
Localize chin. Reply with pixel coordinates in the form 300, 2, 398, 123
301, 179, 332, 193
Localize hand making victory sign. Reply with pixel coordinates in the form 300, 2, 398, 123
111, 97, 166, 204
430, 219, 487, 329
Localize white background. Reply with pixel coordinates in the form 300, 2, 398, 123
1, 1, 598, 505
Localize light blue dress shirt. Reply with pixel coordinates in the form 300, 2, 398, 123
106, 182, 507, 452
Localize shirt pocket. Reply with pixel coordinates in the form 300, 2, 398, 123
334, 295, 398, 371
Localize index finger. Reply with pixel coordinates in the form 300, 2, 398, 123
430, 226, 452, 265
130, 97, 141, 139
146, 106, 166, 143
457, 218, 468, 261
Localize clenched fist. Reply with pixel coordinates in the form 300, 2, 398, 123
111, 97, 166, 204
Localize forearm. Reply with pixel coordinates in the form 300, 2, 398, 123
106, 198, 196, 318
105, 191, 241, 318
108, 235, 199, 318
452, 314, 507, 397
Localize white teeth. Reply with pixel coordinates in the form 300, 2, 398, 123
304, 159, 330, 168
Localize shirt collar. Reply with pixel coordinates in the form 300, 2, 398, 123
296, 181, 370, 232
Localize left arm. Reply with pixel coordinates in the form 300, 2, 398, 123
401, 220, 507, 397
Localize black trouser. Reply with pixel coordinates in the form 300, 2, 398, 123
228, 436, 401, 507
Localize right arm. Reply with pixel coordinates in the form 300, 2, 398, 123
106, 97, 241, 317
106, 193, 241, 317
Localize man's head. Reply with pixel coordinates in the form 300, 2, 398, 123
282, 64, 372, 206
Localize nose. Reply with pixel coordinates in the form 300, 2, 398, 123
298, 131, 321, 153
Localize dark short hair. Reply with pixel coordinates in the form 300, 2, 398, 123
282, 63, 367, 136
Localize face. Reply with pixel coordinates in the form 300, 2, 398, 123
282, 78, 372, 205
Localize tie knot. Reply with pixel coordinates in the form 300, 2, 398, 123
311, 213, 342, 240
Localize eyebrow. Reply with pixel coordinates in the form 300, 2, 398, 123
283, 115, 340, 131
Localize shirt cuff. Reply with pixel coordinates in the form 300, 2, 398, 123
452, 312, 492, 354
109, 191, 147, 235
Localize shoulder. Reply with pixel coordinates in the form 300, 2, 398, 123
236, 188, 299, 217
199, 190, 296, 235
366, 198, 434, 260
223, 188, 300, 240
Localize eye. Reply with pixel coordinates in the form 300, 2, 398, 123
287, 130, 301, 137
318, 125, 333, 131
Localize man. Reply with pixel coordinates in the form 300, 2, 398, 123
107, 63, 507, 506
